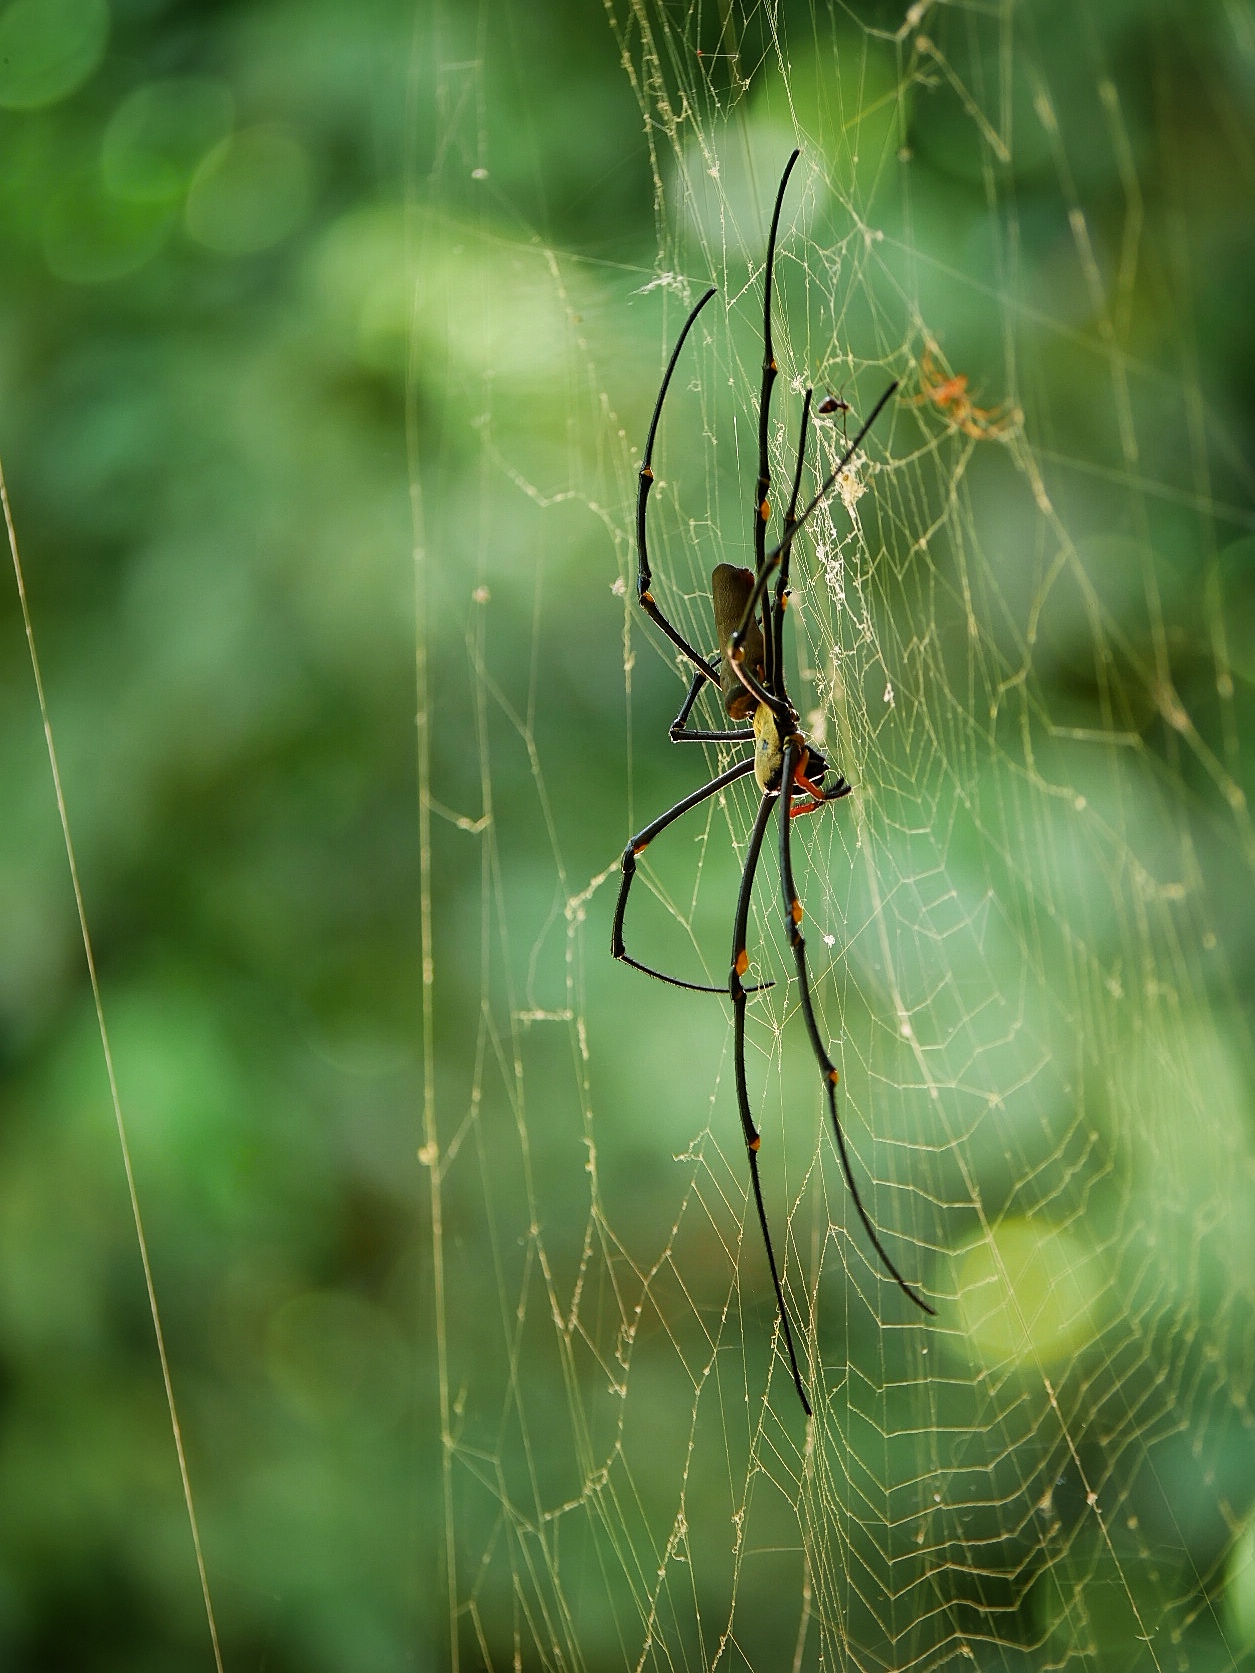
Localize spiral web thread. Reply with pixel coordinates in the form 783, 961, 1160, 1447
414, 3, 1255, 1667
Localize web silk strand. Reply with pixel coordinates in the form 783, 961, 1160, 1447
1, 458, 226, 1673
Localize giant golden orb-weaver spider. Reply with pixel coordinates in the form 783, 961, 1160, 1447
612, 151, 934, 1415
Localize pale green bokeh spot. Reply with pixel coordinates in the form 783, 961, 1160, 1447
954, 1219, 1107, 1366
1226, 1518, 1255, 1648
0, 0, 108, 110
102, 77, 234, 204
185, 124, 312, 255
409, 213, 591, 398
312, 204, 407, 373
43, 176, 172, 282
785, 32, 901, 209
680, 122, 810, 259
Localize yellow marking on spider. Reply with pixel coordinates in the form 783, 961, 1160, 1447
760, 498, 771, 520
633, 841, 649, 856
828, 1069, 839, 1085
750, 1135, 761, 1152
791, 899, 803, 924
735, 949, 749, 975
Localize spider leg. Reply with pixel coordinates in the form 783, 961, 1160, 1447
767, 388, 814, 697
730, 786, 812, 1416
729, 381, 898, 712
752, 149, 801, 620
637, 285, 722, 686
778, 738, 936, 1316
668, 660, 755, 745
614, 756, 773, 994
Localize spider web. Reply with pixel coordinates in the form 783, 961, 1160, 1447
414, 2, 1255, 1667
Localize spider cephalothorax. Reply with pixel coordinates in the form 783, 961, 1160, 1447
612, 150, 933, 1416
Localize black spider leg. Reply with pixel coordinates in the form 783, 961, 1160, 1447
613, 757, 773, 994
730, 379, 899, 715
778, 735, 936, 1317
636, 284, 722, 685
770, 385, 813, 720
730, 785, 812, 1416
755, 148, 801, 703
666, 659, 754, 745
775, 389, 851, 810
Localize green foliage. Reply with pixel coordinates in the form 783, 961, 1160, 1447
1, 0, 1253, 1667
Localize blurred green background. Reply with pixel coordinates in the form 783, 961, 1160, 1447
2, 0, 1254, 1667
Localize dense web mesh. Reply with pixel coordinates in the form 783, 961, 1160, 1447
414, 2, 1255, 1668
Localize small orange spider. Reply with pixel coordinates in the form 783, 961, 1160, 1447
908, 345, 1018, 440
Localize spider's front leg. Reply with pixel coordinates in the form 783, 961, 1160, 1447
635, 285, 722, 686
725, 379, 900, 712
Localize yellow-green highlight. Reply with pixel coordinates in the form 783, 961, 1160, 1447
952, 1219, 1108, 1366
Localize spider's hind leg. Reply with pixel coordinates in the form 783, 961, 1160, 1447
777, 737, 936, 1314
729, 784, 813, 1416
613, 756, 773, 995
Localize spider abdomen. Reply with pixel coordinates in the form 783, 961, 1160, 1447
752, 703, 785, 792
711, 563, 765, 719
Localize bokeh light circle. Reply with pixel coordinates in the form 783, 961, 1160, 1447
952, 1219, 1108, 1367
101, 77, 234, 204
184, 124, 312, 256
0, 0, 108, 110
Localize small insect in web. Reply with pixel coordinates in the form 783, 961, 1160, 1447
612, 150, 934, 1417
816, 391, 851, 443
